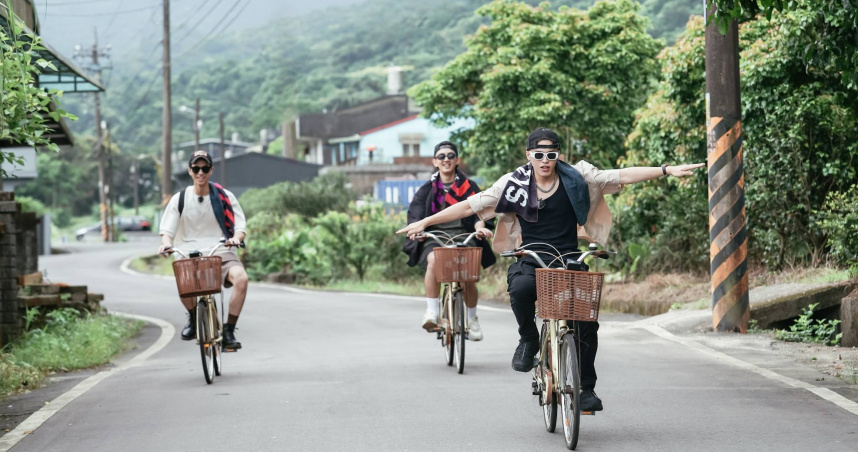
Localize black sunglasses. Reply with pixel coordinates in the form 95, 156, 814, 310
529, 151, 559, 161
190, 166, 212, 174
435, 152, 457, 161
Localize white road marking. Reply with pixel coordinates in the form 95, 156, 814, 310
0, 314, 174, 452
636, 322, 858, 417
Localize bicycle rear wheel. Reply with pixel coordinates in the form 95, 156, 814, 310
441, 285, 454, 366
197, 298, 215, 384
560, 332, 580, 450
539, 323, 557, 433
454, 289, 466, 374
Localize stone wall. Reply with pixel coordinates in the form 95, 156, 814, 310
0, 192, 22, 347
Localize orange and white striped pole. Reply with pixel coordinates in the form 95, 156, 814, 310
705, 10, 749, 332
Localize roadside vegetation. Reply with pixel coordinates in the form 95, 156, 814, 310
0, 309, 142, 400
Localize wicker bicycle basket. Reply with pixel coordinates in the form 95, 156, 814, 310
535, 268, 604, 322
172, 256, 222, 298
433, 247, 482, 283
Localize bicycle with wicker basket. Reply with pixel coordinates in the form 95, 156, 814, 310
164, 239, 242, 384
416, 231, 482, 374
501, 243, 614, 450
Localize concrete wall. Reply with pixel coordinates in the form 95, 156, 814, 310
322, 164, 433, 196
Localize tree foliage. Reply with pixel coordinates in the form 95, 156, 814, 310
617, 11, 858, 273
707, 0, 858, 88
239, 172, 356, 220
410, 0, 661, 174
0, 8, 75, 181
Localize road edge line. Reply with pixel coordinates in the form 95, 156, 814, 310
0, 313, 174, 452
636, 323, 858, 417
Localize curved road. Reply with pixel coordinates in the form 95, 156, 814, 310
5, 239, 858, 451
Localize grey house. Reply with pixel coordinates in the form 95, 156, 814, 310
173, 152, 321, 198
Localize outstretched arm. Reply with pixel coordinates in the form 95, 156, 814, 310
397, 201, 475, 239
619, 163, 705, 185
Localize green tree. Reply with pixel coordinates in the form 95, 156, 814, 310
239, 172, 355, 220
409, 0, 661, 174
0, 6, 76, 185
617, 11, 858, 273
706, 0, 858, 88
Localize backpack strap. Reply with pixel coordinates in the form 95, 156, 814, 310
178, 188, 185, 217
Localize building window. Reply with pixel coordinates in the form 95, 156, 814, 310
402, 143, 420, 156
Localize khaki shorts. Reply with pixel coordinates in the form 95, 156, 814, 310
220, 253, 244, 289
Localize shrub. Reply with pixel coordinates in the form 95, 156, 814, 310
814, 185, 858, 267
239, 172, 355, 220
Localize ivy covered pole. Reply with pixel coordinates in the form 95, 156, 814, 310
704, 4, 749, 332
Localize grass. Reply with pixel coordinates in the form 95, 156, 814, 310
130, 255, 174, 276
0, 309, 143, 399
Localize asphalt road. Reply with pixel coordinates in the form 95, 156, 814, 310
6, 239, 858, 451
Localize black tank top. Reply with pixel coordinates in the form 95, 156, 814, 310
518, 186, 578, 267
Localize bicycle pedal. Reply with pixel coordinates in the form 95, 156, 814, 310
581, 411, 596, 416
224, 348, 239, 353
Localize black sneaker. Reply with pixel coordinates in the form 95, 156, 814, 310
223, 323, 242, 350
580, 389, 603, 411
511, 340, 539, 372
181, 311, 196, 341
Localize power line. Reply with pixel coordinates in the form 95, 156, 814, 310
174, 0, 224, 41
176, 0, 248, 59
44, 3, 165, 17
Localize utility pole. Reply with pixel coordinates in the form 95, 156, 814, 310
219, 112, 226, 185
705, 5, 749, 332
194, 97, 201, 151
132, 159, 139, 215
75, 28, 111, 243
161, 0, 172, 203
103, 121, 116, 242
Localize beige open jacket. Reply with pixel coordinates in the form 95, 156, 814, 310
466, 160, 623, 253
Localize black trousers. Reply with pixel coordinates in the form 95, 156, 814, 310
507, 259, 599, 389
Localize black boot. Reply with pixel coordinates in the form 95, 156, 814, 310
223, 323, 242, 350
511, 340, 539, 372
580, 388, 603, 411
181, 311, 196, 341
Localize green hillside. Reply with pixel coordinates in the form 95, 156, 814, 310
64, 0, 700, 156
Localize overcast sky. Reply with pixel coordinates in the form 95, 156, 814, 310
34, 0, 363, 67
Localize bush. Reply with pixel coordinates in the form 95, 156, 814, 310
239, 172, 355, 220
814, 185, 858, 267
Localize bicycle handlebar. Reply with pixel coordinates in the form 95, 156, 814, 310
162, 239, 245, 259
416, 231, 481, 248
500, 246, 616, 269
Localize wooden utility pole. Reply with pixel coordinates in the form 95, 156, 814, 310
161, 0, 172, 203
91, 29, 108, 243
219, 112, 226, 185
194, 97, 201, 151
104, 122, 116, 242
705, 6, 749, 332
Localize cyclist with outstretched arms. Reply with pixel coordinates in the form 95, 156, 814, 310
402, 141, 496, 339
399, 128, 704, 411
158, 150, 249, 350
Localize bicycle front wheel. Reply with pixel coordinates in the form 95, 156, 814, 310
441, 285, 454, 366
197, 299, 215, 384
454, 289, 465, 374
211, 300, 222, 377
560, 332, 580, 450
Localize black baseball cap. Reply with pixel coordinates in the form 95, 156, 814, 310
434, 141, 458, 156
527, 128, 560, 150
188, 150, 213, 166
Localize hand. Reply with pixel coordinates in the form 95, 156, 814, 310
475, 227, 493, 240
667, 163, 705, 177
226, 237, 243, 247
397, 221, 426, 240
158, 244, 173, 257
